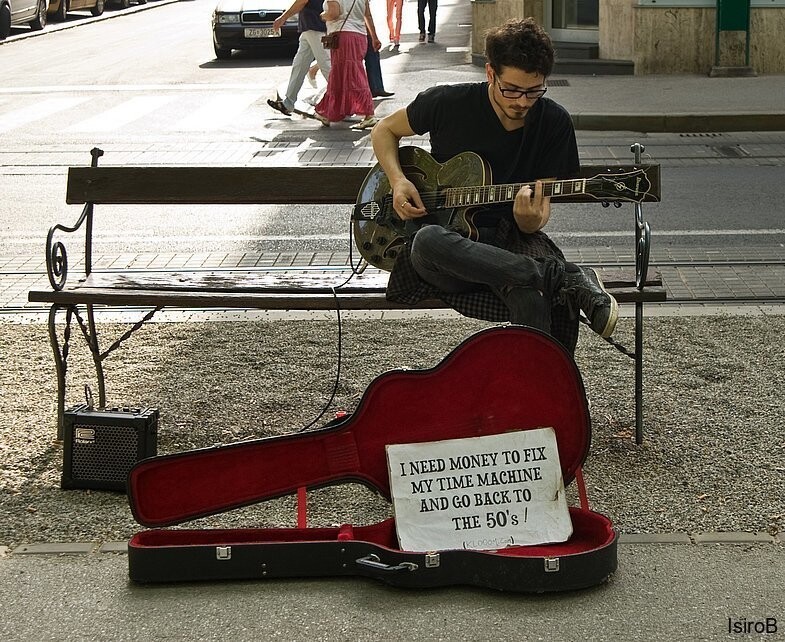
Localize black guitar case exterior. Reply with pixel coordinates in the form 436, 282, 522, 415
127, 326, 617, 592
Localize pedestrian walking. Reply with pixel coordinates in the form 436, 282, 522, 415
267, 0, 332, 117
416, 0, 437, 42
314, 0, 381, 130
386, 0, 402, 47
365, 33, 394, 97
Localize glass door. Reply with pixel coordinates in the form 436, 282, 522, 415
547, 0, 599, 43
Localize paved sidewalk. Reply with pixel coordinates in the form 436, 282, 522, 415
1, 542, 783, 641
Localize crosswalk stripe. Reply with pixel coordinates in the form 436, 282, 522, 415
173, 94, 263, 131
0, 97, 90, 134
66, 96, 175, 132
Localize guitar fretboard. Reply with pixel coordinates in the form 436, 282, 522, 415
443, 179, 586, 208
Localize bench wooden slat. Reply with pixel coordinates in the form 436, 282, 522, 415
27, 268, 666, 308
28, 287, 666, 309
64, 268, 662, 292
65, 165, 660, 205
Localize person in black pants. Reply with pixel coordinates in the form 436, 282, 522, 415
365, 34, 394, 97
417, 0, 437, 42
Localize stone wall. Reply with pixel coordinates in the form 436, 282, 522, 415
471, 0, 545, 57
473, 0, 785, 74
601, 3, 785, 75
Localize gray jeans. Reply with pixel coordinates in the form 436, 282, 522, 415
409, 225, 564, 332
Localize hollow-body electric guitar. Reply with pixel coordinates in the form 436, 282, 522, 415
352, 146, 657, 272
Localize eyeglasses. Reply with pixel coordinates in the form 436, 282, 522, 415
494, 76, 547, 100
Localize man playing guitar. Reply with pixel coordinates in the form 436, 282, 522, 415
369, 18, 617, 351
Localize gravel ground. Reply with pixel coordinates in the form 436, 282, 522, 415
1, 315, 784, 547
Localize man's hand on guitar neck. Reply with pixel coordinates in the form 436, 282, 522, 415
392, 178, 427, 220
513, 179, 552, 234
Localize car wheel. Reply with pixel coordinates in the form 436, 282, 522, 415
119, 0, 130, 8
30, 0, 47, 29
214, 42, 232, 60
52, 0, 67, 22
0, 3, 11, 40
91, 0, 104, 15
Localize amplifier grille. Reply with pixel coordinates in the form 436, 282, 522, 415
71, 423, 140, 483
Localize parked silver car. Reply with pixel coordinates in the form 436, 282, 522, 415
212, 0, 299, 60
0, 0, 47, 38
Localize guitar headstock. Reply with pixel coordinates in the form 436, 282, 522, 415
584, 167, 659, 203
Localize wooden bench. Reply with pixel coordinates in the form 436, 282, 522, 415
29, 146, 664, 444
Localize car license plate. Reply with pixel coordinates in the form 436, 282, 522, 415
244, 27, 281, 38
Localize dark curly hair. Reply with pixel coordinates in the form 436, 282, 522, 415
485, 18, 554, 78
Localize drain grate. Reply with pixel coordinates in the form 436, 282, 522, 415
679, 132, 725, 137
548, 79, 570, 87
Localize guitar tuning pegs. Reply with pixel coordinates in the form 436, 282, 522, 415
601, 201, 610, 208
613, 201, 623, 208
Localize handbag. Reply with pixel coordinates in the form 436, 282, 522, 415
321, 32, 340, 49
321, 0, 358, 49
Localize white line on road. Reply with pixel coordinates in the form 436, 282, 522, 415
0, 97, 89, 134
0, 84, 274, 94
174, 94, 262, 131
65, 96, 175, 132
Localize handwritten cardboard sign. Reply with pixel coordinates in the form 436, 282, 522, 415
386, 428, 572, 552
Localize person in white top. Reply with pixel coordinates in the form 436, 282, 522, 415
313, 0, 381, 130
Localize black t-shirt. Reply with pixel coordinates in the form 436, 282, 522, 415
406, 83, 579, 228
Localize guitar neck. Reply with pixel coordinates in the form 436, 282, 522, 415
443, 178, 587, 208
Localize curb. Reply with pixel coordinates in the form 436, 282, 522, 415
572, 112, 785, 133
0, 0, 181, 46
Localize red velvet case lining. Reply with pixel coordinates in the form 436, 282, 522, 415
128, 327, 592, 529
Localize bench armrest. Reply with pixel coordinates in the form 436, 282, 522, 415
45, 148, 104, 291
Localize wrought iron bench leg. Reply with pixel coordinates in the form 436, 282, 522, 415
47, 304, 72, 441
635, 300, 644, 445
46, 303, 108, 440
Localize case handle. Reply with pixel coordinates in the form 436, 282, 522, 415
355, 554, 418, 573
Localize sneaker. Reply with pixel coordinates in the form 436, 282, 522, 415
266, 97, 291, 117
418, 32, 425, 42
350, 116, 378, 131
560, 267, 618, 338
427, 33, 434, 43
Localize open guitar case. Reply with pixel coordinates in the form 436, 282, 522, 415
127, 326, 617, 592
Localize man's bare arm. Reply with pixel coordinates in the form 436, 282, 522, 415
370, 109, 427, 219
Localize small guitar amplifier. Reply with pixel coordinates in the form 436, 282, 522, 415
62, 404, 159, 492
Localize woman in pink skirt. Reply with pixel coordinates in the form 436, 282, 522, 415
315, 0, 380, 130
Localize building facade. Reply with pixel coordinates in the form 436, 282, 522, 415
471, 0, 785, 74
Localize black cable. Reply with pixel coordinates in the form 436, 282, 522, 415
297, 285, 343, 432
296, 211, 361, 432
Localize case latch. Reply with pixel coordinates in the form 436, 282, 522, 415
544, 557, 560, 573
424, 552, 440, 568
216, 546, 232, 561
